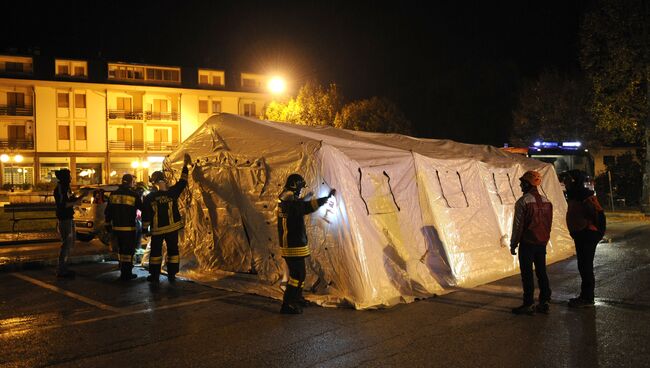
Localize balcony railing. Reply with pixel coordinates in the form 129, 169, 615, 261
107, 109, 144, 120
145, 111, 179, 121
146, 141, 179, 151
108, 140, 144, 151
0, 105, 33, 116
0, 139, 34, 150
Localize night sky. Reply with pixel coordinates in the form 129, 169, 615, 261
1, 0, 590, 146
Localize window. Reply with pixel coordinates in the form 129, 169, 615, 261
117, 127, 132, 142
212, 101, 221, 113
108, 64, 144, 81
117, 97, 132, 111
145, 67, 180, 83
7, 92, 25, 107
212, 76, 222, 86
58, 125, 70, 140
199, 70, 224, 87
242, 78, 258, 88
73, 66, 85, 77
492, 172, 516, 205
243, 103, 256, 117
57, 65, 70, 76
436, 170, 469, 208
6, 62, 23, 72
199, 100, 208, 113
57, 93, 69, 108
76, 126, 87, 140
8, 125, 26, 140
199, 74, 209, 84
358, 168, 400, 215
153, 128, 169, 143
75, 94, 86, 108
153, 99, 168, 113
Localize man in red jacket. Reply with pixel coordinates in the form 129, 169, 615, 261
510, 170, 554, 315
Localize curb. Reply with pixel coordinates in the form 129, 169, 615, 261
0, 253, 112, 272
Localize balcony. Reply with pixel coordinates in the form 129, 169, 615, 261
0, 139, 34, 150
108, 140, 144, 151
0, 105, 33, 116
146, 141, 178, 151
107, 109, 144, 120
145, 111, 179, 121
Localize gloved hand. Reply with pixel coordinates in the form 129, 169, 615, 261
328, 189, 336, 198
510, 246, 517, 256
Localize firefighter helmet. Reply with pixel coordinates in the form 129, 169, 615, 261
149, 171, 166, 184
121, 174, 135, 186
54, 169, 71, 183
520, 170, 542, 186
284, 173, 306, 192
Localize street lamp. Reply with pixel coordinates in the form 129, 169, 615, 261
268, 76, 287, 95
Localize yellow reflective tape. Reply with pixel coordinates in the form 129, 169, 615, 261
151, 221, 183, 235
118, 254, 133, 262
280, 246, 311, 257
281, 218, 288, 248
152, 202, 158, 230
287, 278, 300, 287
113, 226, 137, 231
110, 195, 136, 206
167, 255, 180, 263
149, 256, 163, 265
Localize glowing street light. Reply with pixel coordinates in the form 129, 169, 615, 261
268, 76, 287, 94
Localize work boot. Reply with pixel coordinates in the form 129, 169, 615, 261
511, 304, 535, 315
280, 303, 303, 315
119, 273, 138, 281
147, 274, 160, 287
168, 274, 176, 284
568, 297, 595, 308
535, 302, 550, 314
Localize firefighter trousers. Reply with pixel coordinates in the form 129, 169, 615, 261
115, 230, 137, 278
149, 231, 180, 279
282, 257, 306, 307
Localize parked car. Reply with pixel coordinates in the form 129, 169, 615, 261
73, 185, 118, 245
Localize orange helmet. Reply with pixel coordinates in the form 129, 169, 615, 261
520, 170, 542, 186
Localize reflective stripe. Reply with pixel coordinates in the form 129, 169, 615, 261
113, 226, 137, 231
150, 256, 163, 265
152, 202, 158, 231
310, 198, 319, 211
167, 255, 180, 263
167, 204, 174, 231
118, 254, 133, 262
151, 221, 183, 235
110, 195, 136, 206
287, 278, 300, 287
281, 218, 288, 248
280, 245, 311, 257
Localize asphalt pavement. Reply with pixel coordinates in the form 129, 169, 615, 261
0, 221, 649, 368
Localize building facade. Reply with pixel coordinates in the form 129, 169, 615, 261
0, 55, 273, 187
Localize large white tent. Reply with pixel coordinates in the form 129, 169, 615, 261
164, 113, 574, 309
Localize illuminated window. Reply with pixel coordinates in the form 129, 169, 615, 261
8, 125, 26, 141
243, 103, 256, 117
73, 66, 85, 76
7, 92, 25, 107
57, 93, 69, 108
199, 75, 209, 84
56, 60, 87, 78
199, 69, 225, 87
117, 97, 132, 111
57, 65, 70, 76
76, 126, 87, 140
212, 101, 221, 113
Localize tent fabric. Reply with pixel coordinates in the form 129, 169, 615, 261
164, 113, 574, 309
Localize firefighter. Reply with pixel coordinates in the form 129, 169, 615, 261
142, 153, 191, 286
105, 174, 143, 281
277, 173, 336, 314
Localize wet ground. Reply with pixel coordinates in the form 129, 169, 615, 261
0, 221, 648, 368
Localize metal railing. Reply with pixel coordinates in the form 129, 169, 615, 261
108, 140, 145, 151
107, 109, 144, 120
145, 141, 178, 151
0, 105, 33, 116
145, 111, 179, 121
0, 139, 34, 150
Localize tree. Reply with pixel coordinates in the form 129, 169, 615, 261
510, 70, 598, 147
580, 0, 649, 209
334, 97, 413, 135
595, 152, 643, 208
264, 80, 342, 126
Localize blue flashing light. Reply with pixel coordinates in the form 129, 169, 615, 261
533, 141, 541, 147
562, 141, 582, 148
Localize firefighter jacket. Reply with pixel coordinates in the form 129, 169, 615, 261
510, 188, 553, 247
142, 166, 188, 236
277, 190, 329, 258
104, 185, 143, 231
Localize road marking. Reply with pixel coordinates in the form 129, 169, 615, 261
0, 286, 241, 336
12, 273, 123, 313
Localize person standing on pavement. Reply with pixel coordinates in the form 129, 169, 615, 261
142, 153, 191, 286
277, 173, 336, 314
563, 169, 606, 308
53, 169, 81, 278
104, 174, 142, 281
510, 170, 554, 315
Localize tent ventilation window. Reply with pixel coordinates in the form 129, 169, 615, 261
436, 170, 469, 208
492, 172, 517, 205
358, 168, 400, 215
